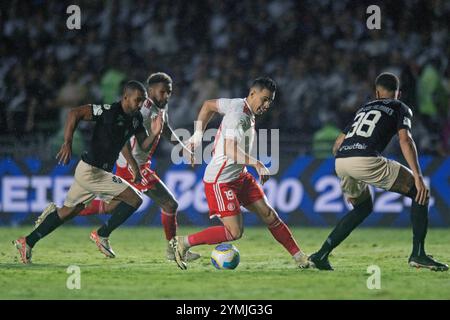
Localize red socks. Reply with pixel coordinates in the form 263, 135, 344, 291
80, 203, 179, 242
79, 200, 106, 216
268, 219, 300, 256
187, 226, 234, 246
161, 211, 177, 241
185, 219, 300, 256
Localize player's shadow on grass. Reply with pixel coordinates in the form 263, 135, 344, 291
0, 260, 111, 268
0, 262, 77, 268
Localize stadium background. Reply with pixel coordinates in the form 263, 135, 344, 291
1, 0, 449, 227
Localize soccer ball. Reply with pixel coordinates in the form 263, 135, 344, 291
211, 243, 240, 270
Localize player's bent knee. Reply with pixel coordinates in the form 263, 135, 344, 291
390, 166, 415, 196
134, 196, 143, 209
119, 187, 142, 208
406, 185, 417, 200
348, 188, 372, 207
163, 198, 178, 213
172, 200, 179, 212
226, 226, 243, 240
60, 204, 84, 220
231, 229, 243, 240
406, 185, 430, 205
125, 190, 143, 208
264, 208, 280, 225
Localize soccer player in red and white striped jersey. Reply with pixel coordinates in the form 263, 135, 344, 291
170, 77, 309, 270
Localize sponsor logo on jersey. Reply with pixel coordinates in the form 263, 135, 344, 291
112, 176, 122, 184
339, 143, 368, 151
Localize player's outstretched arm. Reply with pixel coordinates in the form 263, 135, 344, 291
398, 129, 429, 205
162, 122, 194, 162
120, 141, 142, 183
188, 100, 218, 148
224, 138, 270, 185
56, 104, 93, 165
162, 122, 181, 145
184, 99, 219, 167
195, 99, 219, 131
332, 133, 346, 156
135, 111, 163, 152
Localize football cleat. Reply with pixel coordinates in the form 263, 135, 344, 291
185, 250, 201, 262
308, 252, 334, 271
90, 230, 116, 258
166, 242, 201, 262
13, 237, 32, 264
34, 202, 57, 229
293, 251, 310, 269
169, 236, 188, 270
408, 255, 448, 271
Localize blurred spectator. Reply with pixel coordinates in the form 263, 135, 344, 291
100, 64, 126, 104
417, 60, 449, 121
49, 70, 88, 157
312, 114, 342, 159
0, 0, 449, 158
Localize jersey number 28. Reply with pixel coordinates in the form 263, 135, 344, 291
345, 110, 382, 138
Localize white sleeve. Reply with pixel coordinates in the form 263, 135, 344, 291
217, 98, 233, 115
163, 109, 169, 123
221, 112, 245, 141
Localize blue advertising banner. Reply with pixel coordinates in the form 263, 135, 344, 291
0, 156, 449, 227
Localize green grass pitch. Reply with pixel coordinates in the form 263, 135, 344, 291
0, 226, 449, 299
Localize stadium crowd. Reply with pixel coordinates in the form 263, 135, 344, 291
0, 0, 449, 158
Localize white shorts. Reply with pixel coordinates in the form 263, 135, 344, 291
64, 160, 132, 207
335, 156, 403, 199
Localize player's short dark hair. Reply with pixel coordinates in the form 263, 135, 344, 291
375, 72, 400, 92
146, 72, 173, 87
124, 80, 146, 94
251, 77, 277, 93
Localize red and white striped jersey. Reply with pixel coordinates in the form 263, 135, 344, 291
203, 98, 256, 183
116, 98, 168, 168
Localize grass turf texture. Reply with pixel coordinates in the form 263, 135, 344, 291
0, 227, 449, 299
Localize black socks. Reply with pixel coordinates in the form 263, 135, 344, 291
316, 197, 373, 260
406, 185, 429, 257
26, 210, 64, 248
410, 200, 428, 257
97, 202, 137, 237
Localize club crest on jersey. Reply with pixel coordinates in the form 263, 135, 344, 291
92, 104, 103, 116
144, 99, 152, 109
227, 203, 236, 211
92, 104, 111, 116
